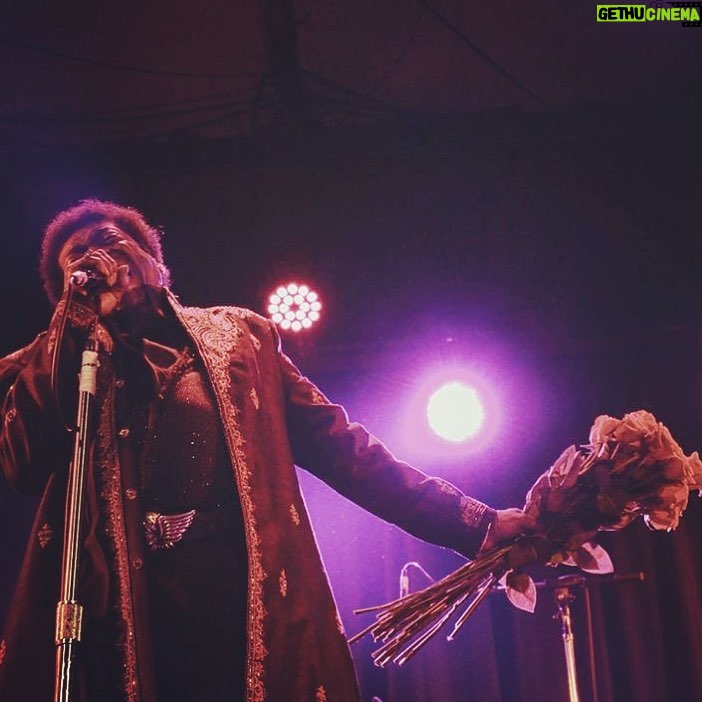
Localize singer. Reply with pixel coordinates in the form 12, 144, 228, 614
0, 200, 532, 702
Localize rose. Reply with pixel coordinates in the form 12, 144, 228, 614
589, 410, 702, 531
644, 482, 691, 531
589, 410, 657, 450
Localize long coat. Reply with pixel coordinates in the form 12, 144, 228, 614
0, 291, 493, 702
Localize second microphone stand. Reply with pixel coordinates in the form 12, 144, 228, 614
539, 571, 645, 702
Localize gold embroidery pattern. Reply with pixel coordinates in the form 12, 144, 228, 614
49, 303, 113, 354
37, 523, 53, 548
95, 324, 114, 353
0, 639, 6, 665
437, 479, 460, 496
279, 569, 288, 598
95, 361, 140, 701
316, 685, 327, 702
176, 302, 268, 702
459, 496, 488, 529
47, 325, 58, 357
250, 387, 260, 410
249, 334, 261, 351
310, 389, 327, 405
53, 299, 95, 332
289, 504, 301, 526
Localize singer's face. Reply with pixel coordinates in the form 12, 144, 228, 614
58, 221, 163, 315
58, 223, 142, 272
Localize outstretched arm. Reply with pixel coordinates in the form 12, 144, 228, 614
275, 327, 531, 558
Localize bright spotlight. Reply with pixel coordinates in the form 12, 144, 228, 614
267, 282, 322, 332
427, 382, 484, 442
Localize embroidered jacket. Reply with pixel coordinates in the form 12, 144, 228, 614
0, 291, 494, 702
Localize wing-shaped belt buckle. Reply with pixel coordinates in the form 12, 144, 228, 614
144, 509, 197, 550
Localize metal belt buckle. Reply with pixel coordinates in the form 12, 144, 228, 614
144, 509, 197, 550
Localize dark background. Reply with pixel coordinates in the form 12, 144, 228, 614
1, 2, 702, 700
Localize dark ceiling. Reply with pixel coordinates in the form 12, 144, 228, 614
1, 1, 700, 145
0, 2, 700, 360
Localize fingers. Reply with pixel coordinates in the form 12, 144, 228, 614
113, 239, 162, 286
501, 508, 538, 531
480, 508, 539, 553
115, 263, 132, 289
60, 235, 162, 316
85, 248, 120, 287
64, 249, 124, 291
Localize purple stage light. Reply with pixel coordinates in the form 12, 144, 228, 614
427, 382, 484, 442
383, 355, 509, 466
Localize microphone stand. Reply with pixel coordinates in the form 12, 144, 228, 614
535, 571, 645, 702
553, 583, 580, 702
54, 327, 99, 702
397, 561, 643, 702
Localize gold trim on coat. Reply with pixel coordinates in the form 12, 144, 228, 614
173, 301, 268, 702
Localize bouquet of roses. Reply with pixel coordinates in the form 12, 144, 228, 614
351, 410, 702, 667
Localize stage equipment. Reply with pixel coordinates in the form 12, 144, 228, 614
52, 286, 99, 702
267, 282, 322, 332
396, 561, 644, 702
537, 571, 645, 702
427, 381, 484, 442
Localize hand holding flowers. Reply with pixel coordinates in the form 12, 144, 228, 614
351, 410, 702, 666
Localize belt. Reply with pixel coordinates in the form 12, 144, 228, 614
143, 509, 229, 550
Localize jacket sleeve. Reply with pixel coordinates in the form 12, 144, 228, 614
0, 299, 95, 494
274, 326, 495, 559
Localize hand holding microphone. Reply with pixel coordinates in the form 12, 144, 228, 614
63, 247, 132, 316
61, 234, 162, 317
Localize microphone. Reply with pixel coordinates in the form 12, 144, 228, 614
69, 269, 104, 289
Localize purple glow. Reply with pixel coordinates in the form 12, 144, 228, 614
381, 354, 512, 466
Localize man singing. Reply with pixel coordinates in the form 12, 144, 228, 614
0, 199, 531, 701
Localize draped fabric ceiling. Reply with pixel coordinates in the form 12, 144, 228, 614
0, 1, 699, 145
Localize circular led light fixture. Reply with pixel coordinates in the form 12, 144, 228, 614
267, 282, 322, 332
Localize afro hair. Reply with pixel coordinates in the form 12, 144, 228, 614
40, 199, 170, 305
